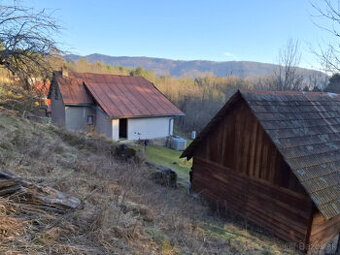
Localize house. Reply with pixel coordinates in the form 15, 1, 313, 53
33, 80, 51, 116
34, 80, 51, 99
181, 90, 340, 252
48, 70, 183, 141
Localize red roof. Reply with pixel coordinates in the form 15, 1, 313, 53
54, 71, 183, 118
34, 80, 51, 97
55, 72, 93, 105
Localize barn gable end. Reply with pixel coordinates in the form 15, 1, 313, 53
194, 95, 306, 192
182, 89, 340, 250
240, 90, 340, 220
187, 93, 313, 243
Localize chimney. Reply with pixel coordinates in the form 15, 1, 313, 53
61, 66, 68, 78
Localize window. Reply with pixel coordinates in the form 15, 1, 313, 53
87, 115, 94, 125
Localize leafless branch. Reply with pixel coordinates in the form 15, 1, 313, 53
0, 1, 61, 80
272, 39, 304, 91
311, 0, 340, 72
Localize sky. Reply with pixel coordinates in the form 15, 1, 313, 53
22, 0, 338, 70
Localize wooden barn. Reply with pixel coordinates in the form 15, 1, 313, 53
181, 90, 340, 252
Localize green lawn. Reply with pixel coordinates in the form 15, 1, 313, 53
145, 144, 192, 183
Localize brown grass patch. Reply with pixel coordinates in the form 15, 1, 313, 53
0, 108, 297, 255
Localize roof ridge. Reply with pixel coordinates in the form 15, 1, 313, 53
68, 71, 142, 78
240, 89, 340, 97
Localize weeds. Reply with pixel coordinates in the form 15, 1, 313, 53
0, 108, 296, 255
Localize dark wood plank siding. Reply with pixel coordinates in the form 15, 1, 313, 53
192, 157, 313, 243
192, 100, 314, 244
196, 100, 305, 192
309, 213, 340, 246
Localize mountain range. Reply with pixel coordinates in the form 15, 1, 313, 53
65, 53, 326, 80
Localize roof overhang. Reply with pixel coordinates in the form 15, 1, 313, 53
109, 113, 185, 119
64, 103, 94, 107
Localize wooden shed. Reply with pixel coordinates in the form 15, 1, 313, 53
181, 90, 340, 253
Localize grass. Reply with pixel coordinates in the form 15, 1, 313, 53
144, 126, 193, 183
144, 144, 192, 183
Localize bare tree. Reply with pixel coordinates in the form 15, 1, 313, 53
252, 75, 277, 91
273, 39, 304, 91
307, 71, 329, 91
0, 1, 61, 79
311, 0, 340, 73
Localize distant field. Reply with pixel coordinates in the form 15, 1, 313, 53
144, 144, 192, 183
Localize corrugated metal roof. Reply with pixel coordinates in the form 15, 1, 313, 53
34, 80, 51, 97
182, 89, 340, 220
54, 71, 183, 118
55, 72, 93, 105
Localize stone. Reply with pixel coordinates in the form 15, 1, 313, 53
151, 167, 177, 188
114, 144, 136, 160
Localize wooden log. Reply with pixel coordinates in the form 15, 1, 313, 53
0, 179, 20, 189
0, 184, 21, 196
0, 169, 81, 213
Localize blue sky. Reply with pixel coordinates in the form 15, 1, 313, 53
24, 0, 336, 69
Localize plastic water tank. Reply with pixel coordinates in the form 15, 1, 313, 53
170, 136, 187, 151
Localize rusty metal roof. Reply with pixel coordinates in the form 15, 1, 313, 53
54, 71, 183, 118
34, 80, 51, 97
55, 72, 93, 105
182, 89, 340, 219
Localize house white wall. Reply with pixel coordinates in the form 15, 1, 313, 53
53, 95, 174, 142
65, 106, 94, 131
112, 119, 119, 141
126, 117, 173, 140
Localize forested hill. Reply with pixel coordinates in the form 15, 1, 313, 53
65, 53, 325, 78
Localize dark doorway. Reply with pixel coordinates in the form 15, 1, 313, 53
119, 118, 127, 139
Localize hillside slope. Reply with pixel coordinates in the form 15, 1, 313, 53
66, 53, 326, 79
0, 108, 296, 254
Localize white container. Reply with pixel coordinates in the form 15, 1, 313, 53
191, 131, 196, 139
170, 136, 187, 151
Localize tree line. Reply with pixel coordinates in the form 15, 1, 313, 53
1, 0, 340, 135
63, 58, 337, 134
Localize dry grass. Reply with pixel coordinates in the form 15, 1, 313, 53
0, 108, 297, 254
0, 199, 26, 242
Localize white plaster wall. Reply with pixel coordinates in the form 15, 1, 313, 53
65, 106, 94, 131
112, 119, 119, 141
95, 107, 112, 138
127, 117, 173, 140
